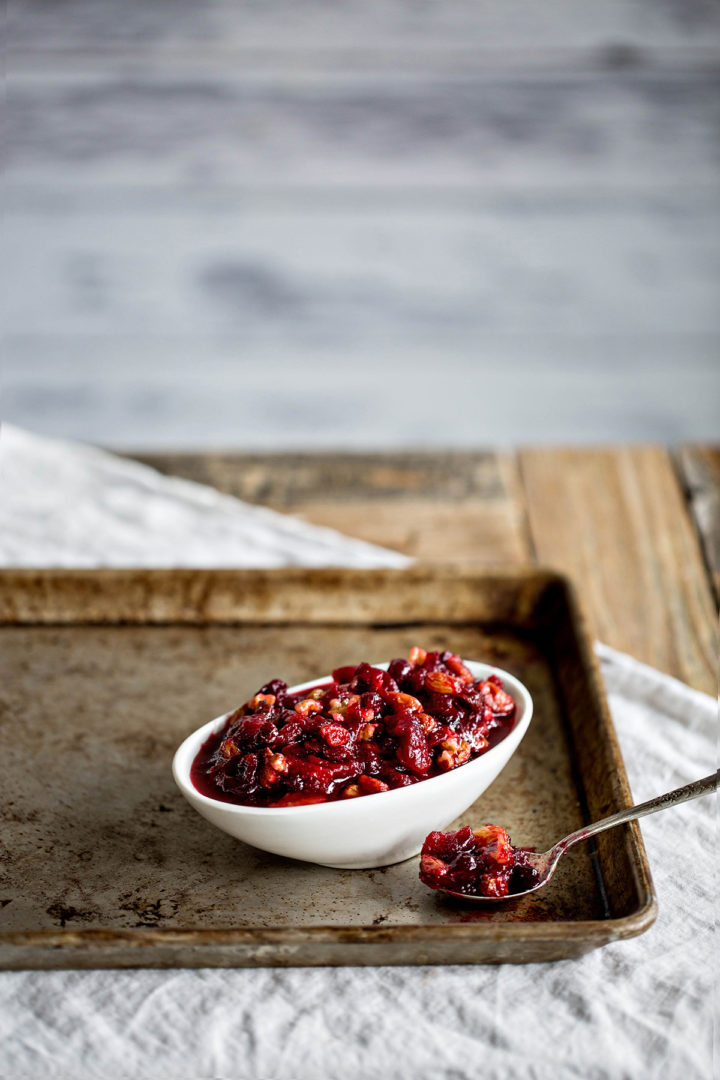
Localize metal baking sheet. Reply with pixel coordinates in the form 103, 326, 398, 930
0, 567, 656, 967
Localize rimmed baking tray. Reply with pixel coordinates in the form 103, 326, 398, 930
0, 567, 656, 968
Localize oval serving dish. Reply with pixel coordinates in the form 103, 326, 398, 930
172, 660, 533, 869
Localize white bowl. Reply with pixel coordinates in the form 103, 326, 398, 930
172, 660, 533, 869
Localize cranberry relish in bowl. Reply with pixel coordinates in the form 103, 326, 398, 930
173, 651, 533, 868
191, 648, 517, 808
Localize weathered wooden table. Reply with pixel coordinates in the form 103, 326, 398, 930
134, 446, 719, 696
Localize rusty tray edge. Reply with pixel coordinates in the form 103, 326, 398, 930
556, 573, 658, 927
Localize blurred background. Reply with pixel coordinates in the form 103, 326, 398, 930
4, 0, 720, 449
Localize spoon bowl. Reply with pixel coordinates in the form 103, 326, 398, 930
434, 769, 719, 903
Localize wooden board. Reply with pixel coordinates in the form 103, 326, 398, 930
134, 446, 718, 695
519, 446, 718, 696
0, 567, 655, 969
130, 450, 530, 565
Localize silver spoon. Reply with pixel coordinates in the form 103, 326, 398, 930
437, 770, 719, 903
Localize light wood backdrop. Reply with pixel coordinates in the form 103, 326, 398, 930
5, 1, 720, 446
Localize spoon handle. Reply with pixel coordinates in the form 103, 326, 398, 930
556, 770, 718, 854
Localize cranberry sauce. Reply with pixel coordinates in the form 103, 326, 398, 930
420, 825, 539, 898
190, 648, 517, 808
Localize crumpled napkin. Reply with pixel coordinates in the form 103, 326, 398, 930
0, 428, 715, 1080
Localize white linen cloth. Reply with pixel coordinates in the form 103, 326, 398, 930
0, 428, 716, 1080
0, 426, 410, 569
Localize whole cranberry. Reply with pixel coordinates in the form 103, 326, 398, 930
258, 678, 289, 703
332, 665, 357, 684
388, 658, 413, 685
358, 741, 383, 776
235, 716, 280, 750
220, 752, 260, 795
388, 714, 431, 774
360, 690, 385, 715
